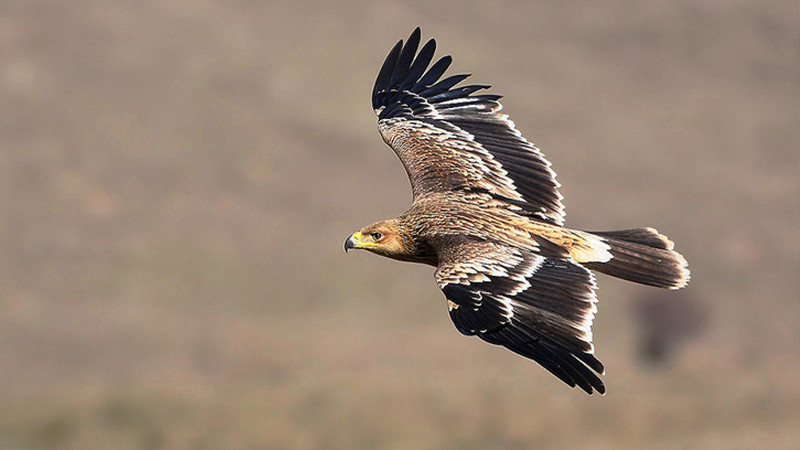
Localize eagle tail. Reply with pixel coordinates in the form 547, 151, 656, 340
583, 228, 690, 290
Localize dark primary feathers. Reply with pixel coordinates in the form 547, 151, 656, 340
346, 28, 690, 395
435, 240, 606, 394
373, 27, 565, 225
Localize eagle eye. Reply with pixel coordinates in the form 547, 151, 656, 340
370, 232, 383, 241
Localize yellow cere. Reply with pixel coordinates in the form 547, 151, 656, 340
351, 232, 378, 248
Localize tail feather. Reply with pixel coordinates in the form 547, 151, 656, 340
584, 228, 690, 289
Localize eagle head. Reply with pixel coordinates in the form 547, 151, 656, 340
344, 221, 403, 256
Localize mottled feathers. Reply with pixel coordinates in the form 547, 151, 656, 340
346, 28, 690, 395
373, 27, 565, 225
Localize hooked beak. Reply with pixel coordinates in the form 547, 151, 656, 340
344, 232, 362, 253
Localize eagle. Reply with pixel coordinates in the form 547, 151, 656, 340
344, 28, 689, 395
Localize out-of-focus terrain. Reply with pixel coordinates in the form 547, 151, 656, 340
1, 1, 797, 448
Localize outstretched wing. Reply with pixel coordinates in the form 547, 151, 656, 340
435, 240, 605, 394
373, 28, 565, 224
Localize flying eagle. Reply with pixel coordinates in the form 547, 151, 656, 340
344, 28, 689, 395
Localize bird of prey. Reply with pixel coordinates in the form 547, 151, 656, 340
344, 28, 689, 395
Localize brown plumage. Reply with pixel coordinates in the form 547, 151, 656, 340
345, 28, 690, 395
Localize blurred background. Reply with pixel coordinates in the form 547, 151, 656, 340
1, 1, 797, 448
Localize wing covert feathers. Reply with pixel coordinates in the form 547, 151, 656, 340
435, 241, 605, 395
373, 28, 565, 224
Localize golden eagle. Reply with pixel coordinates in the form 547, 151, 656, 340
345, 28, 689, 394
